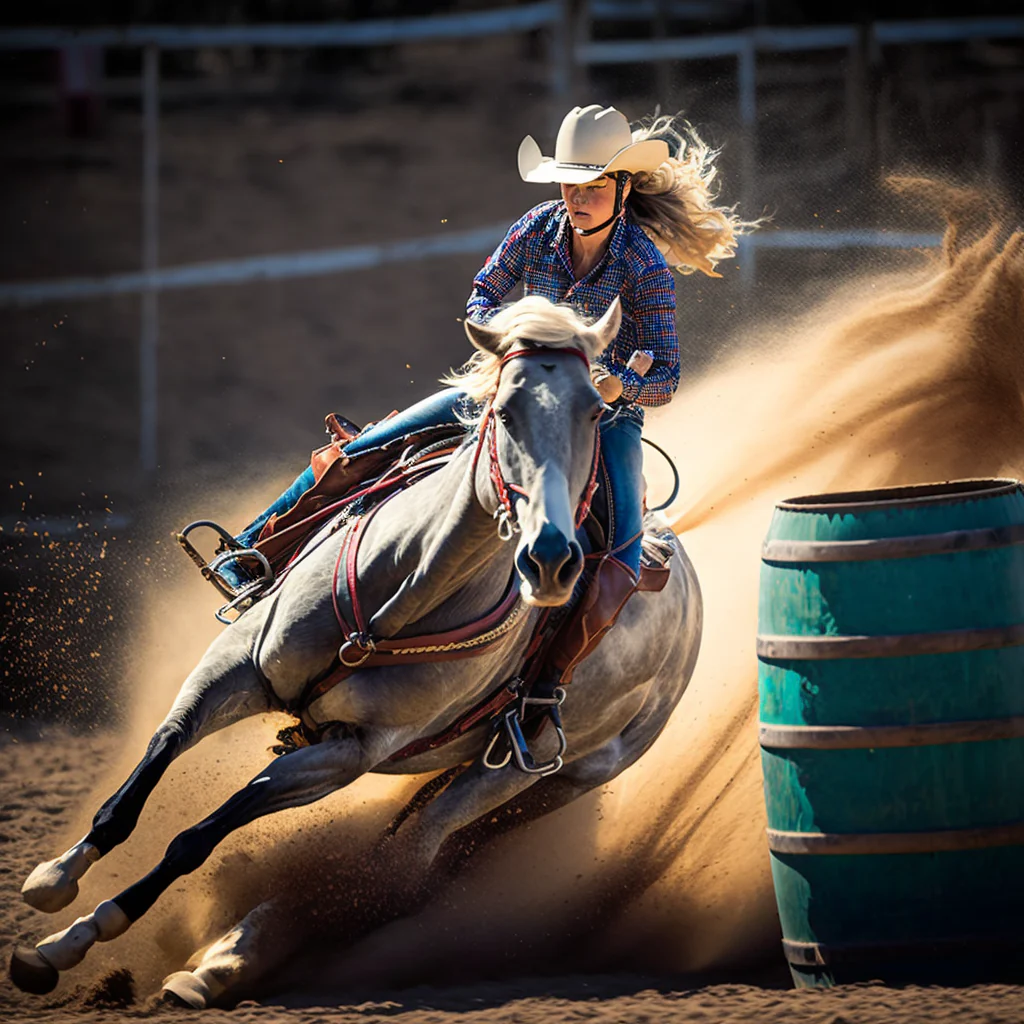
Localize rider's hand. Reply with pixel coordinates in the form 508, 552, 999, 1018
591, 366, 623, 403
626, 350, 654, 376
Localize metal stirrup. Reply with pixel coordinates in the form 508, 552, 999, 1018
176, 520, 275, 623
208, 547, 275, 624
483, 686, 568, 777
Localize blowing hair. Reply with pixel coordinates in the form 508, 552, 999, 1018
442, 295, 596, 408
628, 114, 756, 277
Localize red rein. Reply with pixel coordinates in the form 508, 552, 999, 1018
471, 345, 603, 534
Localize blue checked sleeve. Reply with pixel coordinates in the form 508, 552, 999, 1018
615, 266, 680, 406
467, 203, 553, 323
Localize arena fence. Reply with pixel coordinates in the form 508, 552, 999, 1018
0, 8, 1019, 471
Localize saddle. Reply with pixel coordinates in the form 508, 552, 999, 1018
178, 410, 675, 773
254, 413, 467, 575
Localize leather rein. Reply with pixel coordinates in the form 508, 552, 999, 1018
293, 344, 603, 761
474, 345, 602, 542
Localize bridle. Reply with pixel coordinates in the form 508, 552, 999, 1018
469, 345, 605, 543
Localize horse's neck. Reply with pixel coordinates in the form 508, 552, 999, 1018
351, 443, 513, 640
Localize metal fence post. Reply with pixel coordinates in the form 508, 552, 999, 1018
548, 0, 572, 100
653, 0, 672, 102
140, 43, 160, 474
574, 0, 592, 99
845, 25, 870, 171
737, 32, 757, 297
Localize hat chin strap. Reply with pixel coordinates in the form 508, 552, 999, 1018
571, 172, 631, 237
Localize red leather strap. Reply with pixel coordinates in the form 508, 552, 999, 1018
481, 344, 602, 533
499, 345, 590, 370
304, 557, 523, 712
306, 344, 602, 753
385, 681, 522, 762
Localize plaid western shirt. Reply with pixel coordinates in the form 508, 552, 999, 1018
467, 200, 680, 407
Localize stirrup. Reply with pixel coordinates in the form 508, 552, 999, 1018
176, 520, 275, 623
483, 684, 568, 777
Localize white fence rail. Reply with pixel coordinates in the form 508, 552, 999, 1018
0, 228, 943, 309
0, 223, 512, 307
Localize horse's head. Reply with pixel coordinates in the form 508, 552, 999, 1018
463, 295, 622, 607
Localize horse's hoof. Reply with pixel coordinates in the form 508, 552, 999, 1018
21, 843, 99, 913
160, 970, 213, 1009
147, 987, 193, 1011
22, 870, 80, 913
9, 947, 59, 995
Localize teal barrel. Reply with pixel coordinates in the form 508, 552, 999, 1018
756, 478, 1024, 988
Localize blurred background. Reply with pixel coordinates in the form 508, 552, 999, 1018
0, 0, 1021, 721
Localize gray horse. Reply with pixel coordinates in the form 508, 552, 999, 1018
11, 295, 702, 1005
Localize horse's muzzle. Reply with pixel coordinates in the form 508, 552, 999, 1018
516, 523, 584, 606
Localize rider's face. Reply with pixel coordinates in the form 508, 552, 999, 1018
560, 175, 620, 232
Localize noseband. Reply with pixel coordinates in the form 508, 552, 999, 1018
470, 345, 604, 542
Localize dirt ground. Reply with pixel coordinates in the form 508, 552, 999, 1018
2, 729, 1023, 1024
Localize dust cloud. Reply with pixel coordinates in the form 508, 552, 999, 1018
41, 183, 1024, 998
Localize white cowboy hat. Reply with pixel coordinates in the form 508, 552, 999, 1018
518, 104, 669, 185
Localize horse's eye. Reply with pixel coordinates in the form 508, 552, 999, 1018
495, 407, 513, 429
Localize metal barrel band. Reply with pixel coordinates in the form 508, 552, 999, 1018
782, 934, 1024, 967
759, 714, 1024, 750
767, 820, 1024, 856
761, 521, 1024, 564
775, 478, 1021, 514
756, 621, 1024, 661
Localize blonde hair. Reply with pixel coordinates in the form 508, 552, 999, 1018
442, 295, 595, 407
628, 114, 756, 277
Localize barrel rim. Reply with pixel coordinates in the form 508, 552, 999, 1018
776, 478, 1021, 513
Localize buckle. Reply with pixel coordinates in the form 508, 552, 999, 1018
338, 631, 377, 668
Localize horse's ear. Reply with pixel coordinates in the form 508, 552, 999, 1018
464, 317, 504, 356
585, 296, 622, 358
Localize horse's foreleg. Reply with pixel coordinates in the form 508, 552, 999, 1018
389, 758, 541, 878
22, 631, 270, 914
159, 899, 289, 1009
12, 732, 377, 993
396, 694, 680, 875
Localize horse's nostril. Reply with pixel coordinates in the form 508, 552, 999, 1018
516, 545, 541, 583
519, 525, 582, 597
557, 544, 584, 588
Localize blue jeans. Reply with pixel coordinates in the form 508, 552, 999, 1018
597, 406, 645, 576
236, 390, 645, 575
235, 389, 469, 548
